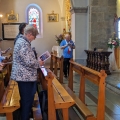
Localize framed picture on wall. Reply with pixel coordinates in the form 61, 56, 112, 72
2, 23, 20, 40
47, 11, 59, 22
7, 10, 19, 22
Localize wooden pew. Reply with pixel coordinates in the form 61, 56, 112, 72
63, 60, 107, 120
50, 53, 64, 83
39, 68, 75, 120
0, 80, 20, 120
0, 79, 42, 120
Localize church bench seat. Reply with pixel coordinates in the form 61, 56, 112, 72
0, 80, 20, 120
0, 80, 42, 120
63, 84, 94, 120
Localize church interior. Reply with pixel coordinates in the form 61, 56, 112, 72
0, 0, 120, 120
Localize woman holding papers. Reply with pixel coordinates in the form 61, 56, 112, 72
11, 25, 44, 120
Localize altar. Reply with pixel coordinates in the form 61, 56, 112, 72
84, 50, 112, 75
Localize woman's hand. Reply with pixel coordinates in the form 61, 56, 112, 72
39, 60, 44, 66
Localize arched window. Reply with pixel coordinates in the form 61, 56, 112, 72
26, 4, 43, 38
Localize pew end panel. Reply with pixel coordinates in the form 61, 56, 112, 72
45, 72, 57, 120
40, 70, 75, 120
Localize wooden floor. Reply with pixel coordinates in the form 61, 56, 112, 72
0, 72, 120, 120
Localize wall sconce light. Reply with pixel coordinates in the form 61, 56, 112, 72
0, 14, 3, 18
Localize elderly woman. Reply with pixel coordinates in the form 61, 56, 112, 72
11, 25, 44, 120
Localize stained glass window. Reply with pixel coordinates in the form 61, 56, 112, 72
29, 8, 39, 33
26, 4, 43, 38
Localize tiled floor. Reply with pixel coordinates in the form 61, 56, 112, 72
1, 71, 120, 120
62, 71, 120, 120
0, 117, 5, 120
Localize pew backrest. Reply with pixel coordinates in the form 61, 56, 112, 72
68, 60, 107, 120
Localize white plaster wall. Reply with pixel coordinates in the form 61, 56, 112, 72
57, 0, 64, 13
0, 0, 62, 62
58, 0, 66, 32
117, 0, 120, 17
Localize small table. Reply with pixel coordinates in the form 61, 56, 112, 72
84, 50, 112, 75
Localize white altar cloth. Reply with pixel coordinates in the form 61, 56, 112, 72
108, 48, 118, 71
52, 46, 63, 57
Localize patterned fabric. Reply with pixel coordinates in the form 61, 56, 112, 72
14, 33, 22, 45
11, 35, 40, 82
60, 39, 75, 58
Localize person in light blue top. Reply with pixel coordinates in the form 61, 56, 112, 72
60, 34, 75, 77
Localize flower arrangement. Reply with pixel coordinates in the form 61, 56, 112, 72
55, 34, 64, 45
108, 32, 119, 49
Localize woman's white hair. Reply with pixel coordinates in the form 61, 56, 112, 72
24, 25, 39, 37
65, 34, 70, 38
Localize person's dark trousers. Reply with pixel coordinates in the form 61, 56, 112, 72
17, 81, 37, 120
63, 58, 71, 77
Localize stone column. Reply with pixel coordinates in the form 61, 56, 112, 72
70, 6, 89, 65
90, 0, 116, 50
